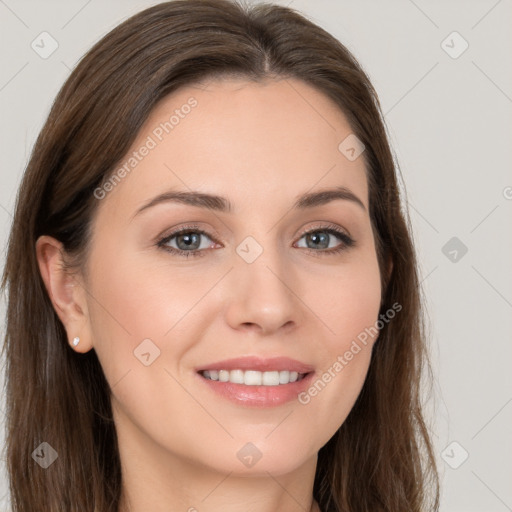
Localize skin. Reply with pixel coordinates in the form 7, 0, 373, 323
37, 77, 387, 512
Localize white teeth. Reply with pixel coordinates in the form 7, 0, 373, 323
200, 369, 307, 386
263, 371, 280, 386
244, 370, 261, 386
230, 369, 244, 384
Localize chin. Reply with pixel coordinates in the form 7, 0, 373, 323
197, 439, 315, 477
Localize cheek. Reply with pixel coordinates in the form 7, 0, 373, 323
309, 250, 382, 347
84, 243, 234, 422
86, 247, 208, 341
84, 251, 207, 451
83, 245, 187, 392
297, 253, 381, 433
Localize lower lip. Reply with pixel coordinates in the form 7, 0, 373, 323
196, 371, 315, 408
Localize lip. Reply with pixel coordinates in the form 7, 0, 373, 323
195, 356, 315, 374
196, 370, 315, 408
194, 356, 315, 408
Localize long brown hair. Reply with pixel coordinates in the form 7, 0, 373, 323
1, 1, 439, 510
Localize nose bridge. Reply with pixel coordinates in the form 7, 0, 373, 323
226, 231, 299, 332
236, 231, 292, 293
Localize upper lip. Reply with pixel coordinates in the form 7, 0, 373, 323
196, 356, 314, 374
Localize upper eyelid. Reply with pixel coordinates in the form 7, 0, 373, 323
297, 223, 351, 238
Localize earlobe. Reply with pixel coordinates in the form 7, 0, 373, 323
35, 235, 92, 352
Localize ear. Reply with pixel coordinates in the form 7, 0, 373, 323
35, 235, 93, 353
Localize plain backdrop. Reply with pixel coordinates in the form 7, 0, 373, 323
1, 1, 511, 511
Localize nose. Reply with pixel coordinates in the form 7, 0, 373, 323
224, 244, 300, 336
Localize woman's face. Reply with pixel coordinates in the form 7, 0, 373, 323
83, 77, 382, 476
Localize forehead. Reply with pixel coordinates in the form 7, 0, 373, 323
98, 77, 369, 217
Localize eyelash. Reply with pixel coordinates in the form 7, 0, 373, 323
156, 223, 355, 259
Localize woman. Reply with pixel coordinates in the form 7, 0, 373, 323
1, 0, 440, 511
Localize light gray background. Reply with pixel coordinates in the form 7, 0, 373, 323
1, 1, 511, 511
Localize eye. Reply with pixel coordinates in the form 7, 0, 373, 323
157, 224, 216, 258
295, 224, 355, 256
156, 223, 355, 258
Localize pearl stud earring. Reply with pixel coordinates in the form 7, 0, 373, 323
73, 337, 80, 346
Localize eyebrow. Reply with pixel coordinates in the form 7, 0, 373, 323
133, 185, 366, 218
